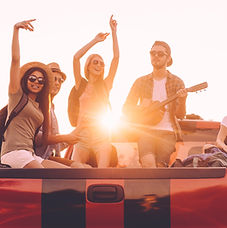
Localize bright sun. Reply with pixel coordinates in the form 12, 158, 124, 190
99, 110, 122, 131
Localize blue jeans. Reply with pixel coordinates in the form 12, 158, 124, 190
138, 129, 176, 167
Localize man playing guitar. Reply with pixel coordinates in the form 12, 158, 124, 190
123, 41, 187, 167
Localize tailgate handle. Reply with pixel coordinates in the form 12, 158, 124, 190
87, 184, 124, 203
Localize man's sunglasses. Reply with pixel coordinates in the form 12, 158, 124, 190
150, 51, 168, 57
28, 75, 45, 85
92, 59, 105, 67
55, 76, 64, 84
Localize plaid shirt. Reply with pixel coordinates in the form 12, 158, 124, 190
123, 71, 186, 141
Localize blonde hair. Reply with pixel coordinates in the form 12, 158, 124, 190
84, 54, 104, 80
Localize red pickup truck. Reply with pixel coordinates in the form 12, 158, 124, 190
0, 119, 226, 228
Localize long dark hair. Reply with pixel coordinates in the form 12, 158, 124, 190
20, 67, 50, 143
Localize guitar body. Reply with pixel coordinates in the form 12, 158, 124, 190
138, 101, 165, 125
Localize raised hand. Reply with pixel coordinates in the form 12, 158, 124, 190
94, 32, 110, 43
9, 19, 36, 94
110, 15, 117, 32
14, 19, 36, 31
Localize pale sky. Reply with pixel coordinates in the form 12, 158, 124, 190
1, 0, 227, 133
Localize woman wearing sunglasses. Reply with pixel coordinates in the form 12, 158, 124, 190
0, 19, 72, 168
71, 15, 119, 168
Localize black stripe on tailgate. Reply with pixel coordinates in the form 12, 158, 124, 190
42, 179, 86, 228
124, 179, 170, 228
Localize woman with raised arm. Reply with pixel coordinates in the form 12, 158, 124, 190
71, 15, 119, 168
0, 20, 73, 168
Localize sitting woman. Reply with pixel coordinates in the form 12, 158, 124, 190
203, 116, 227, 154
71, 15, 119, 168
0, 19, 75, 168
216, 116, 227, 152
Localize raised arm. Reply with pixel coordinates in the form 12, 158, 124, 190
104, 15, 119, 91
73, 32, 109, 89
9, 19, 35, 94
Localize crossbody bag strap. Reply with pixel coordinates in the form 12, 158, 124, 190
2, 93, 28, 137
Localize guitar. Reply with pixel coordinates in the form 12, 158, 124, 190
135, 82, 208, 125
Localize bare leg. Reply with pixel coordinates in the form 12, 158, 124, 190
23, 160, 44, 168
71, 144, 90, 164
41, 159, 70, 168
70, 161, 92, 168
49, 155, 92, 168
140, 154, 156, 168
95, 144, 112, 168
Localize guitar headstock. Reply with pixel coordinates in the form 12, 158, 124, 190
187, 82, 208, 93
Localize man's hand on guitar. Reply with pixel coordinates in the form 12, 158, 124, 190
176, 88, 188, 98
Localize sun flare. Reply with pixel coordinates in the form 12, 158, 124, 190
99, 110, 121, 131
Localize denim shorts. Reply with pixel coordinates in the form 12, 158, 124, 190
72, 127, 113, 166
138, 129, 176, 166
1, 150, 44, 168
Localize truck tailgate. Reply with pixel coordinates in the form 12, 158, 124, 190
0, 168, 226, 228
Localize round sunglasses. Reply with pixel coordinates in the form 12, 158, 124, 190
28, 75, 45, 85
92, 59, 105, 67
